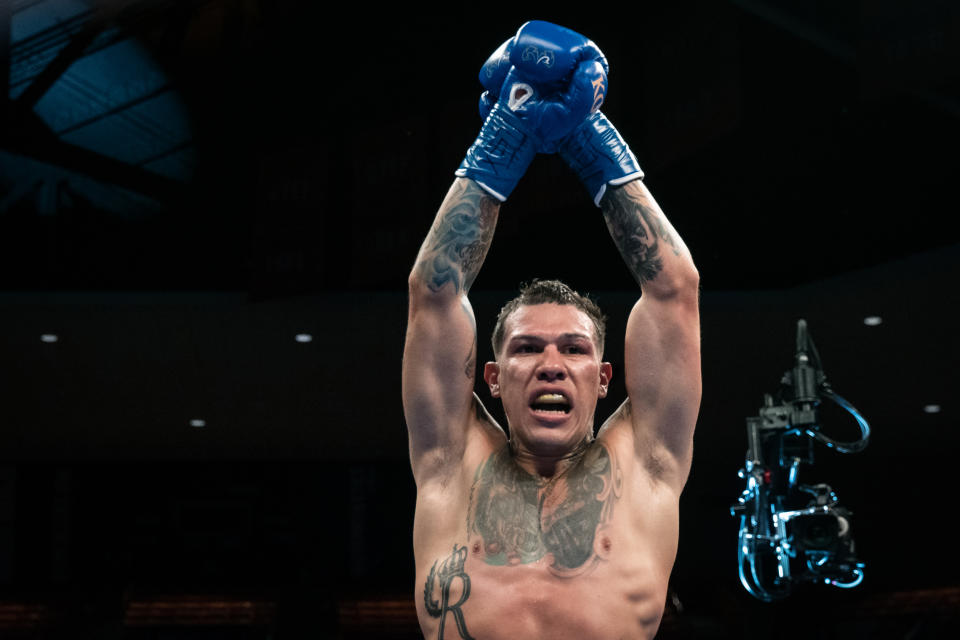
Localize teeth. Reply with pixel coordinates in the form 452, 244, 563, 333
535, 394, 567, 404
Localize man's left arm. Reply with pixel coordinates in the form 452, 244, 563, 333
601, 178, 701, 487
557, 101, 700, 487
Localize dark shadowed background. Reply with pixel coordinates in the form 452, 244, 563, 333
1, 0, 958, 637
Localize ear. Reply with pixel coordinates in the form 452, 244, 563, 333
483, 361, 501, 398
598, 362, 613, 398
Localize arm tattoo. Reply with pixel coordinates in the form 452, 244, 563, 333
416, 180, 500, 295
601, 184, 682, 285
466, 443, 622, 577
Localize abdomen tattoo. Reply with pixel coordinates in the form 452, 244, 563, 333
424, 544, 475, 640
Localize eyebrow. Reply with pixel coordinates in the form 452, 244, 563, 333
509, 333, 593, 343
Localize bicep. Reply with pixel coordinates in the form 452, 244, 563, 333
623, 291, 702, 471
402, 291, 479, 477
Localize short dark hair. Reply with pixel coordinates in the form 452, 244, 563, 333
491, 279, 607, 357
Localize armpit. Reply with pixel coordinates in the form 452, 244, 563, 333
644, 448, 668, 481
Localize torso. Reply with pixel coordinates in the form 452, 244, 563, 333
413, 406, 681, 640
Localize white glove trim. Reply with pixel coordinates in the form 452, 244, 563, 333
594, 171, 645, 207
609, 170, 644, 185
593, 184, 607, 208
454, 168, 508, 202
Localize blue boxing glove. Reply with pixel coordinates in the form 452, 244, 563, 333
558, 111, 644, 207
477, 37, 513, 123
478, 21, 609, 122
474, 21, 644, 206
454, 79, 539, 202
457, 21, 609, 201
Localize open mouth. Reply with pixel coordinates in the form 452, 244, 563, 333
529, 393, 572, 415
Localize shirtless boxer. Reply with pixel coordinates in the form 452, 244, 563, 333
403, 21, 701, 639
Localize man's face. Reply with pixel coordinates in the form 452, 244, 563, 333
484, 303, 612, 457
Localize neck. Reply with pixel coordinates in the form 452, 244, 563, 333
508, 436, 592, 477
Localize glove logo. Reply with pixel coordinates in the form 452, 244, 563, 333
520, 45, 555, 68
591, 76, 606, 113
484, 51, 510, 79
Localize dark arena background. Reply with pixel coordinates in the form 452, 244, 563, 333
1, 1, 958, 638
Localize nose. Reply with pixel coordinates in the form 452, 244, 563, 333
535, 347, 566, 381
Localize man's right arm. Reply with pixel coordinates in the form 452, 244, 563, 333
404, 21, 605, 487
403, 178, 500, 487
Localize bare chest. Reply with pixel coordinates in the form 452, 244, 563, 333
416, 443, 668, 640
466, 442, 620, 575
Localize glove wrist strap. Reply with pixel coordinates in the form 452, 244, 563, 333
456, 103, 539, 202
559, 112, 644, 207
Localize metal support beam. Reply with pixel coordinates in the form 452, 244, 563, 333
3, 110, 187, 204
13, 3, 116, 111
1, 1, 200, 205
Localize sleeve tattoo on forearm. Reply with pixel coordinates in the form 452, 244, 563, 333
416, 181, 500, 295
601, 185, 683, 285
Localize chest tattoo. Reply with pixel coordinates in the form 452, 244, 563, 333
466, 443, 622, 576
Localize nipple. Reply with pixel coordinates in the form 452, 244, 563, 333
595, 534, 613, 558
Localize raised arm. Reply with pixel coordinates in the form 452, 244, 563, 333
404, 21, 613, 487
602, 179, 701, 484
559, 113, 701, 488
403, 178, 499, 487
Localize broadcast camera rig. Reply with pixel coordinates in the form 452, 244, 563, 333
731, 319, 870, 601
